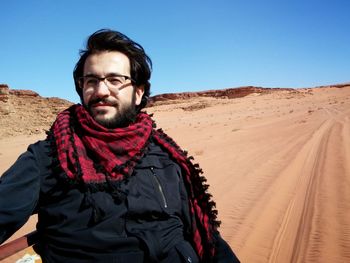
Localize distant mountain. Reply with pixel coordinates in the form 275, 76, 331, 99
1, 82, 349, 137
147, 83, 350, 106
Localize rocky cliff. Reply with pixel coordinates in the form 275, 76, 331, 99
147, 83, 350, 106
147, 86, 293, 106
0, 84, 72, 137
0, 83, 349, 138
0, 84, 11, 114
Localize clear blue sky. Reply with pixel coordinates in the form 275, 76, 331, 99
1, 0, 349, 103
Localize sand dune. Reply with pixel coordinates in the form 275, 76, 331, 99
0, 86, 349, 262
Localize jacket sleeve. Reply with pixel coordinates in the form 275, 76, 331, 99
0, 143, 42, 244
214, 234, 240, 263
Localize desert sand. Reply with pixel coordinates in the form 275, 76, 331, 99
1, 86, 349, 262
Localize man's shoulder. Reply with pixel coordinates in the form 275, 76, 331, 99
26, 138, 51, 157
29, 138, 50, 148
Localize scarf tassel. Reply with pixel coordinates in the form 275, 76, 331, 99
80, 190, 106, 225
106, 176, 128, 204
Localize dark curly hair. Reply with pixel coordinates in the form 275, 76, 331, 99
73, 29, 152, 110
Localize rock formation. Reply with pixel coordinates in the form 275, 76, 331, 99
9, 89, 39, 97
0, 84, 11, 115
147, 83, 350, 106
0, 85, 72, 137
147, 86, 293, 106
1, 82, 349, 137
0, 84, 9, 101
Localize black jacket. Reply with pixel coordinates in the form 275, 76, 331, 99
0, 139, 239, 262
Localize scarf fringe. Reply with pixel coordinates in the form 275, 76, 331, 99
47, 130, 129, 224
152, 128, 221, 261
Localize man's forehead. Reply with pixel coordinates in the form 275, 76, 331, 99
86, 51, 129, 63
84, 51, 131, 73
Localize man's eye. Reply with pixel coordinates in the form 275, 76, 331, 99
107, 77, 123, 85
86, 78, 98, 85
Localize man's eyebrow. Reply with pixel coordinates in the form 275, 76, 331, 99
105, 73, 128, 77
83, 73, 99, 77
83, 72, 126, 77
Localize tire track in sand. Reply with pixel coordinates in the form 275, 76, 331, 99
268, 118, 333, 263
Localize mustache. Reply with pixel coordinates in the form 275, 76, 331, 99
88, 98, 118, 108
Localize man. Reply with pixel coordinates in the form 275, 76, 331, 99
0, 29, 240, 262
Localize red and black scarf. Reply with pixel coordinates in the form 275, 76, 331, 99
50, 104, 220, 261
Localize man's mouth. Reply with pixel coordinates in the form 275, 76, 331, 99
89, 99, 118, 108
91, 103, 113, 108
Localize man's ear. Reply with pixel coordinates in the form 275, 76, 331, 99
134, 85, 145, 106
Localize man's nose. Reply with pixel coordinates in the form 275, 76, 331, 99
94, 80, 111, 97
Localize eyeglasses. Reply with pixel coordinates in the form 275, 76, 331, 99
79, 74, 134, 90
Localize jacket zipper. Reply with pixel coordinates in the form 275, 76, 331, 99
150, 167, 168, 208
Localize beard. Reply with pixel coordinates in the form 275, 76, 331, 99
85, 93, 138, 128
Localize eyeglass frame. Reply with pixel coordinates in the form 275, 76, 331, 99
78, 73, 135, 90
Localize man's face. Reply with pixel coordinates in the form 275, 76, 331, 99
81, 51, 144, 128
